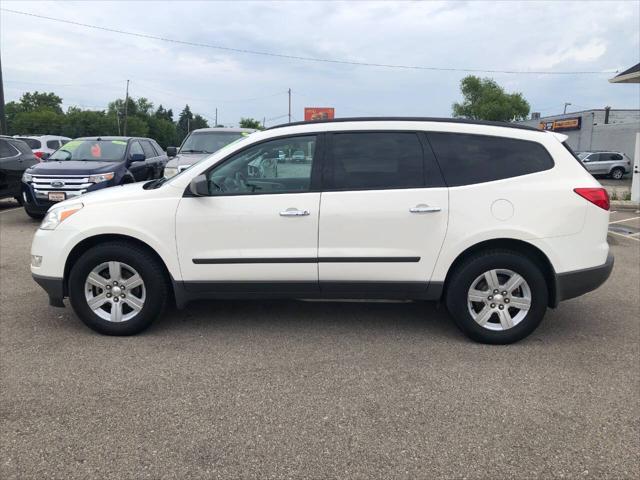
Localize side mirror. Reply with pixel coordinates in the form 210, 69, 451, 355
129, 153, 145, 163
40, 152, 50, 161
189, 174, 209, 196
166, 146, 177, 157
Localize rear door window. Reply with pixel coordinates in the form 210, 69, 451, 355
427, 133, 554, 186
46, 140, 60, 149
326, 132, 424, 190
140, 140, 157, 158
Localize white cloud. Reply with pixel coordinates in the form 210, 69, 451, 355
1, 0, 638, 125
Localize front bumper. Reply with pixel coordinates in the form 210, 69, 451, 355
33, 273, 65, 307
555, 252, 614, 304
22, 181, 112, 215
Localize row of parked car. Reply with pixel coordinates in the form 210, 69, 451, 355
0, 128, 632, 219
0, 128, 255, 218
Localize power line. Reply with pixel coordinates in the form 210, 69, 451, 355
4, 79, 124, 88
133, 80, 287, 104
1, 8, 618, 76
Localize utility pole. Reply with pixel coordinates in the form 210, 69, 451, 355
123, 79, 130, 135
187, 117, 190, 133
215, 107, 218, 127
0, 50, 7, 135
263, 117, 266, 129
288, 88, 291, 124
563, 102, 571, 114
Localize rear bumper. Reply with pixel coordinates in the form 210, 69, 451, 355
555, 252, 614, 304
32, 274, 65, 307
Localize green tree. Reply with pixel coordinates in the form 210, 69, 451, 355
124, 116, 149, 137
452, 76, 530, 122
148, 116, 177, 148
239, 117, 263, 130
19, 91, 63, 114
191, 114, 209, 130
135, 97, 154, 117
155, 105, 173, 122
12, 110, 65, 135
5, 101, 25, 135
62, 108, 116, 138
176, 105, 193, 142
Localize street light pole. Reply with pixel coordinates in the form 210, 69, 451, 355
563, 102, 571, 114
123, 79, 130, 135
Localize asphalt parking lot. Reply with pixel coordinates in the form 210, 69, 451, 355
1, 202, 639, 479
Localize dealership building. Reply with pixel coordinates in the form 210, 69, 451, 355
518, 108, 640, 158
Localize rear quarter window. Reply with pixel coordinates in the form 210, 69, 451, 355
16, 138, 41, 149
427, 133, 554, 186
46, 140, 60, 149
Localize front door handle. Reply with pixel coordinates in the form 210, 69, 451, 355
410, 204, 441, 213
280, 208, 310, 217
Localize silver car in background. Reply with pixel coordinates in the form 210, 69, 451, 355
163, 127, 256, 178
577, 151, 632, 180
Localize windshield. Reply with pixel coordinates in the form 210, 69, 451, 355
48, 139, 127, 162
180, 131, 248, 154
155, 135, 253, 188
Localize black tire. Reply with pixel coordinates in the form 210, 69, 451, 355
68, 241, 168, 335
610, 167, 624, 180
445, 250, 548, 344
24, 208, 44, 220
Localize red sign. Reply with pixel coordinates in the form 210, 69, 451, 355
304, 107, 335, 121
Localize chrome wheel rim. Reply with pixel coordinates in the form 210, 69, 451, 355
612, 169, 623, 179
467, 269, 531, 331
84, 261, 146, 323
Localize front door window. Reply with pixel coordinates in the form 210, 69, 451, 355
205, 136, 316, 195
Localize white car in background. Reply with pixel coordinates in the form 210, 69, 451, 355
30, 118, 613, 344
14, 135, 71, 160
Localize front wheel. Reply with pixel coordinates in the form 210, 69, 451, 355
445, 250, 548, 344
68, 242, 168, 335
610, 167, 625, 180
24, 207, 44, 220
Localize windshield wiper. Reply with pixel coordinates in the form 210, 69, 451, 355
181, 149, 206, 154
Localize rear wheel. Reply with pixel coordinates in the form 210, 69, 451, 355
610, 167, 624, 180
68, 242, 168, 335
445, 250, 548, 344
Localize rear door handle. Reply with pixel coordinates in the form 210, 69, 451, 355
280, 208, 310, 217
410, 204, 441, 213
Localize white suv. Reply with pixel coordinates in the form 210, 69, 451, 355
30, 118, 613, 344
14, 135, 71, 160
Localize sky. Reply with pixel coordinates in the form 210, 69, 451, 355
1, 0, 639, 127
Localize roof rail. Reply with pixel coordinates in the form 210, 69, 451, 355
267, 116, 541, 132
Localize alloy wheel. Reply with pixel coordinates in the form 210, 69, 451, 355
84, 261, 146, 322
467, 269, 532, 331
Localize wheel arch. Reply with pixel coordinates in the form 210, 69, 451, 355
442, 238, 558, 307
63, 233, 175, 304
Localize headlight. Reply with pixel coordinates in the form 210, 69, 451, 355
40, 203, 83, 230
88, 172, 114, 183
22, 172, 33, 182
164, 167, 179, 178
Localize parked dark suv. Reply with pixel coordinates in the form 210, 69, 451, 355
22, 136, 168, 218
1, 136, 38, 203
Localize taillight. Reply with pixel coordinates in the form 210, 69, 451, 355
574, 188, 610, 211
34, 151, 44, 159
